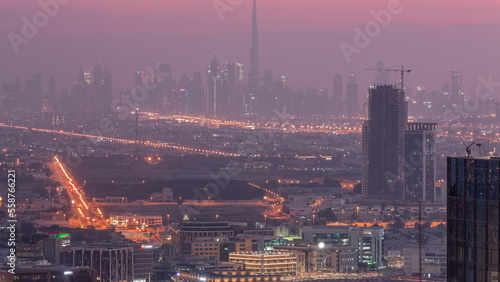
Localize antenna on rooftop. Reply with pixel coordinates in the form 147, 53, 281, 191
476, 143, 483, 157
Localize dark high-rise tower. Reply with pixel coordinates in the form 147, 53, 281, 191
333, 72, 343, 115
447, 156, 500, 282
249, 0, 259, 90
345, 72, 359, 116
362, 85, 408, 200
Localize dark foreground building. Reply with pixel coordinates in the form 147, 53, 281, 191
447, 156, 500, 282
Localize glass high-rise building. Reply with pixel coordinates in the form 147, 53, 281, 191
447, 156, 500, 282
404, 123, 437, 203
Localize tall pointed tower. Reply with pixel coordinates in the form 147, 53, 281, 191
249, 0, 259, 90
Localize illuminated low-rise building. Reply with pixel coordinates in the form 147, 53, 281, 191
109, 214, 162, 228
229, 252, 297, 276
173, 270, 288, 282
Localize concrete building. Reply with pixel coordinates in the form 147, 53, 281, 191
220, 237, 258, 261
181, 238, 223, 260
403, 241, 445, 278
275, 243, 358, 273
179, 221, 234, 243
60, 244, 154, 282
61, 245, 133, 282
150, 187, 174, 202
302, 225, 384, 267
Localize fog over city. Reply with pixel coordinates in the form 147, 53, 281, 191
2, 0, 500, 96
1, 1, 499, 281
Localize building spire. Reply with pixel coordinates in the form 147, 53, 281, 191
249, 0, 259, 90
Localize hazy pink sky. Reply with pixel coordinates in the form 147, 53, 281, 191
2, 0, 500, 98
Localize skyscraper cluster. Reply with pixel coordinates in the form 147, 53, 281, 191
115, 0, 363, 118
1, 63, 113, 114
405, 70, 500, 120
1, 0, 365, 119
206, 58, 244, 117
69, 64, 113, 113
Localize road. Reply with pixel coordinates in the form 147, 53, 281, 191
172, 115, 362, 134
50, 156, 109, 229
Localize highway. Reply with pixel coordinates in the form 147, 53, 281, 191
0, 123, 241, 157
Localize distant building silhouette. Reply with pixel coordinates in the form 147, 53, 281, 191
345, 72, 359, 116
206, 57, 221, 117
373, 61, 390, 85
72, 66, 90, 112
249, 0, 259, 92
450, 70, 463, 104
333, 72, 342, 115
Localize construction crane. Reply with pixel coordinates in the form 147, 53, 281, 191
366, 64, 412, 92
385, 65, 412, 92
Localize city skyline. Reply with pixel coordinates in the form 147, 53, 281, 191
2, 1, 500, 281
2, 1, 500, 97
